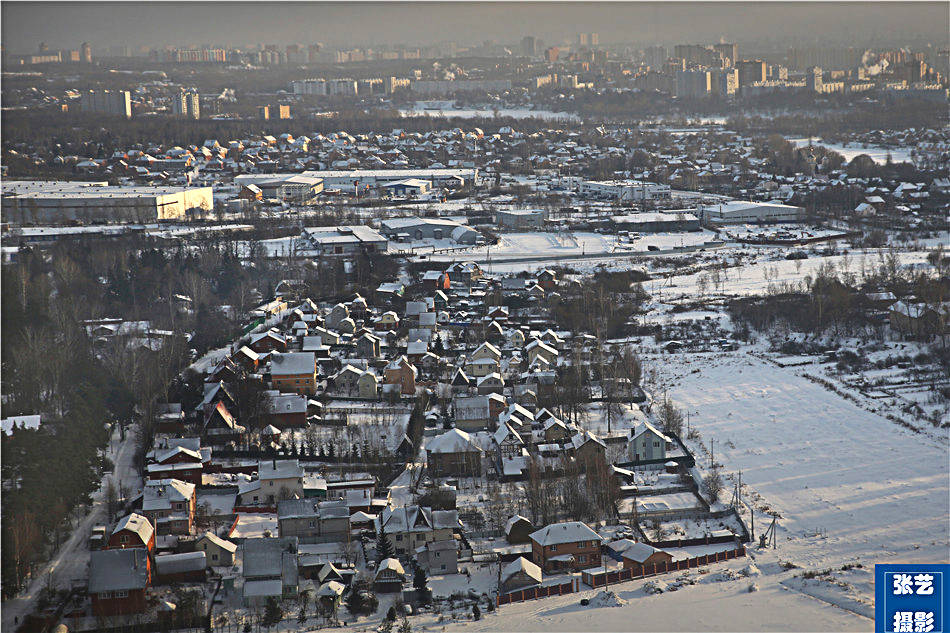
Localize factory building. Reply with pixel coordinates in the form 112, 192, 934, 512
379, 217, 480, 244
2, 181, 213, 225
237, 169, 476, 194
298, 226, 389, 256
610, 212, 701, 233
579, 180, 672, 201
700, 200, 804, 224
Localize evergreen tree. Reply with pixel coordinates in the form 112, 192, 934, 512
376, 525, 395, 562
413, 566, 428, 591
262, 596, 283, 628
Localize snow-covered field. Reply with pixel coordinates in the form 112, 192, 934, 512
398, 101, 580, 122
650, 247, 936, 301
652, 351, 949, 571
787, 137, 914, 165
425, 558, 868, 632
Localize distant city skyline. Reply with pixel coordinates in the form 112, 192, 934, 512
2, 2, 948, 54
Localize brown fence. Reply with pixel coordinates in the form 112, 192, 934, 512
497, 578, 580, 606
582, 546, 746, 588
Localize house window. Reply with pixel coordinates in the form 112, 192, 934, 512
114, 590, 129, 598
99, 592, 112, 599
212, 554, 218, 561
653, 441, 660, 448
550, 544, 557, 551
441, 564, 446, 570
395, 535, 402, 541
120, 535, 129, 543
309, 521, 315, 528
578, 555, 586, 563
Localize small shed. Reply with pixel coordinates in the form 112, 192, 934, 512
505, 515, 534, 544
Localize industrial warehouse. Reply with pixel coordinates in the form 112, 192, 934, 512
1, 180, 214, 224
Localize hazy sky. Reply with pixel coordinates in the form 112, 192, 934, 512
2, 2, 947, 53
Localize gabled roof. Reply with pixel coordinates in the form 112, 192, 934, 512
505, 514, 532, 534
427, 428, 482, 454
113, 513, 154, 544
376, 557, 405, 577
197, 531, 237, 553
635, 421, 672, 444
89, 548, 149, 593
501, 556, 542, 584
621, 542, 669, 563
493, 423, 523, 446
529, 521, 602, 546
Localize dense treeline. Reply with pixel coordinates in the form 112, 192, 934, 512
0, 108, 562, 160
728, 248, 950, 344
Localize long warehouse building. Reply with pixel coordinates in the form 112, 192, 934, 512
2, 181, 214, 225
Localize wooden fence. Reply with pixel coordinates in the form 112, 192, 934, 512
581, 546, 746, 588
497, 578, 580, 606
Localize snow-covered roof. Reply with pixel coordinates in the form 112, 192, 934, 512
505, 515, 531, 534
620, 542, 669, 563
529, 521, 602, 546
427, 428, 482, 454
270, 351, 315, 376
113, 513, 154, 544
501, 556, 542, 584
377, 557, 405, 576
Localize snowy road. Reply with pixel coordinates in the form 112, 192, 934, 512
1, 424, 141, 631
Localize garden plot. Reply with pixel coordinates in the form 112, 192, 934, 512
653, 516, 746, 541
629, 491, 706, 515
288, 402, 411, 457
196, 490, 236, 516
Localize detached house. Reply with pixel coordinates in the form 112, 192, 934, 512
259, 459, 305, 502
249, 330, 287, 354
142, 479, 196, 535
89, 548, 150, 617
530, 521, 603, 572
627, 422, 674, 462
270, 352, 317, 395
453, 393, 506, 431
378, 505, 459, 558
384, 356, 417, 395
426, 428, 483, 477
203, 401, 245, 445
500, 556, 542, 593
195, 532, 237, 567
621, 542, 674, 573
109, 513, 156, 553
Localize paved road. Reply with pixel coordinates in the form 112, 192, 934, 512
1, 424, 141, 631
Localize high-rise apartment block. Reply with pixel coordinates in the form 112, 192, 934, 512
80, 90, 132, 118
172, 91, 200, 119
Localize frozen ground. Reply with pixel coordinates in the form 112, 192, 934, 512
787, 137, 914, 165
648, 351, 949, 572
649, 246, 936, 301
420, 555, 868, 632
